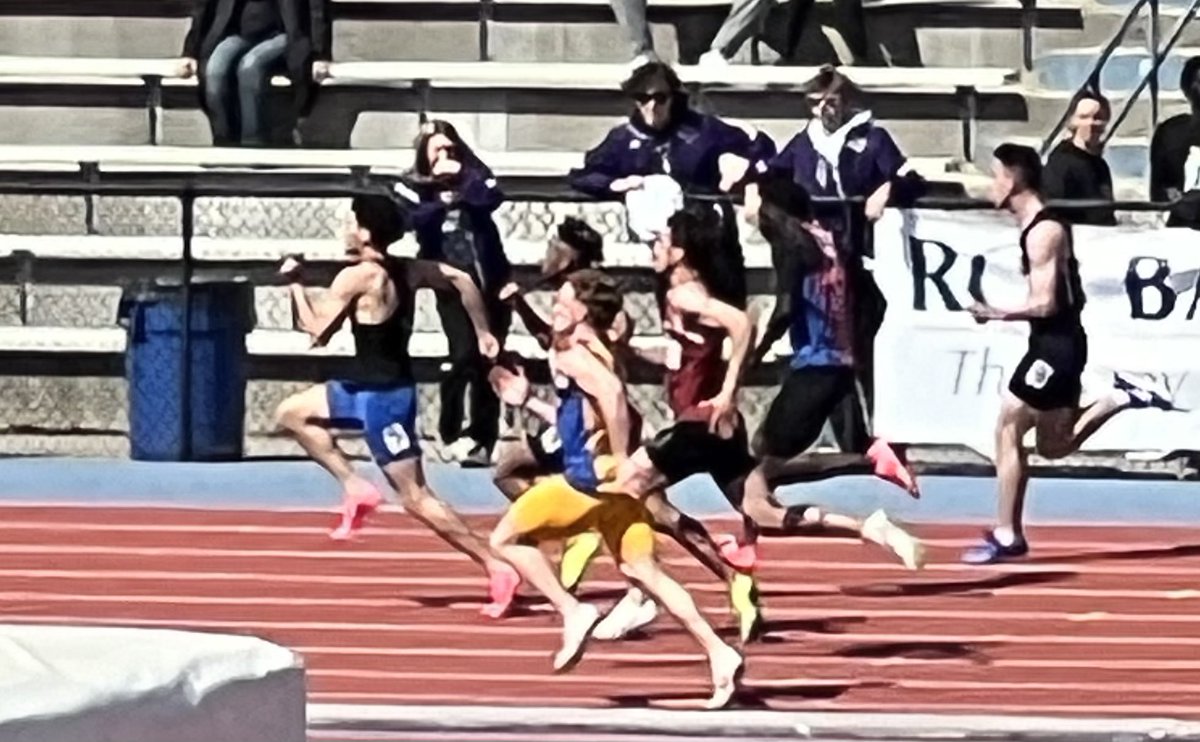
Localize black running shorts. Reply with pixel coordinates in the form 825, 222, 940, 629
758, 366, 858, 460
1007, 331, 1088, 411
645, 418, 755, 489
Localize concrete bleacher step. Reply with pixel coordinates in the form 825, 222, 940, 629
1032, 44, 1200, 93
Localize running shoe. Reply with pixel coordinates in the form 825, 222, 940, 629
867, 439, 921, 498
560, 531, 603, 593
715, 533, 758, 571
480, 562, 521, 619
593, 588, 659, 640
329, 480, 384, 541
705, 645, 745, 710
961, 529, 1029, 565
553, 603, 602, 672
1114, 372, 1182, 411
729, 572, 763, 644
861, 509, 926, 570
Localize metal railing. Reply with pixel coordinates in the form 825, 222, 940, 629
1041, 0, 1200, 157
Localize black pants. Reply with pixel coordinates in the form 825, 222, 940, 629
435, 288, 510, 452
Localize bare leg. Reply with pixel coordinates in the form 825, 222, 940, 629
643, 492, 733, 581
275, 385, 363, 487
490, 510, 600, 670
1036, 389, 1130, 460
493, 437, 541, 501
384, 457, 506, 573
621, 557, 744, 708
993, 395, 1037, 535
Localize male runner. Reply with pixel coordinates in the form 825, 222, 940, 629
489, 268, 744, 709
611, 175, 924, 583
275, 193, 520, 616
962, 144, 1176, 564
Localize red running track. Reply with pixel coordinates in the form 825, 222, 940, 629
2, 504, 1200, 718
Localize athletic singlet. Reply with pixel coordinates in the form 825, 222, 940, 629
556, 379, 600, 492
348, 258, 416, 386
665, 320, 725, 420
1020, 210, 1085, 339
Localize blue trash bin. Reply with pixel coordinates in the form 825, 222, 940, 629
122, 280, 255, 462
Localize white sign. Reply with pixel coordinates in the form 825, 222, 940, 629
872, 209, 1200, 459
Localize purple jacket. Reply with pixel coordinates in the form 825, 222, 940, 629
410, 161, 510, 290
761, 120, 923, 256
569, 109, 777, 198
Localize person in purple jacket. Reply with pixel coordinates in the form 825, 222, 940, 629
405, 120, 512, 467
569, 61, 777, 308
744, 65, 925, 453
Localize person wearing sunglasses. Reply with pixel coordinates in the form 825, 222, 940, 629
569, 62, 776, 312
406, 120, 512, 468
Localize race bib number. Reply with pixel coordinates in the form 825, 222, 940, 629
383, 422, 413, 456
1025, 359, 1055, 390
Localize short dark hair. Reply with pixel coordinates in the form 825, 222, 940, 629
993, 143, 1043, 193
557, 218, 604, 265
566, 268, 623, 332
756, 172, 828, 273
621, 62, 683, 98
1182, 56, 1200, 102
351, 194, 407, 248
803, 64, 865, 106
1073, 89, 1112, 118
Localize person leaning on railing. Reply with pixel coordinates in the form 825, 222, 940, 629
178, 0, 331, 147
568, 61, 776, 310
1151, 55, 1200, 229
402, 120, 512, 468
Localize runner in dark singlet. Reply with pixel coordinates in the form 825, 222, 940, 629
963, 144, 1177, 564
275, 193, 521, 616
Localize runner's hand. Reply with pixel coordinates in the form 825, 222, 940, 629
478, 331, 500, 360
279, 255, 303, 279
489, 363, 530, 406
697, 391, 737, 436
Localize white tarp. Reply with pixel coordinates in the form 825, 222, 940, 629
872, 209, 1200, 460
0, 624, 305, 742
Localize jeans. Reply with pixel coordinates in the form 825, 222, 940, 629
203, 33, 288, 146
435, 287, 511, 453
607, 0, 655, 60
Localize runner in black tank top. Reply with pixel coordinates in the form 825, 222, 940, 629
964, 144, 1177, 565
274, 194, 523, 616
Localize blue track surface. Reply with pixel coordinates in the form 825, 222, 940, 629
0, 457, 1195, 525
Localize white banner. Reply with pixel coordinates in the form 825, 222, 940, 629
872, 209, 1200, 459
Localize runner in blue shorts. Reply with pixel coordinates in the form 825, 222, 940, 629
275, 193, 521, 617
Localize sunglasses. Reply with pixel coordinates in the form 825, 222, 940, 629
633, 92, 671, 105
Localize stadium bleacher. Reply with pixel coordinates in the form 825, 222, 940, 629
0, 0, 1190, 457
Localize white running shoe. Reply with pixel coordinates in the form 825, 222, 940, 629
861, 509, 926, 571
445, 437, 489, 467
698, 50, 730, 68
592, 588, 659, 640
553, 603, 601, 673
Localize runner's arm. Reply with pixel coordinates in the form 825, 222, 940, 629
556, 344, 631, 459
407, 259, 499, 358
289, 264, 367, 347
672, 283, 754, 401
970, 222, 1062, 321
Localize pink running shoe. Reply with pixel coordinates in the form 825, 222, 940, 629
867, 439, 920, 499
715, 533, 758, 572
481, 563, 521, 619
329, 480, 384, 541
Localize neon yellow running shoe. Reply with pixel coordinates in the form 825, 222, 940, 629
560, 531, 603, 593
729, 571, 763, 644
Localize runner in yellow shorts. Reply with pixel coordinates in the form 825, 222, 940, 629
489, 268, 744, 709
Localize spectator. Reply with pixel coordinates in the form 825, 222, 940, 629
569, 61, 776, 308
1043, 91, 1117, 226
179, 0, 331, 147
407, 120, 511, 466
746, 65, 923, 450
698, 0, 867, 67
1151, 56, 1200, 228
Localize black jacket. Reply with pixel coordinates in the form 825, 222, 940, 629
183, 0, 331, 119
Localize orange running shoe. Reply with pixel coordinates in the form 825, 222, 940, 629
329, 479, 384, 541
481, 562, 521, 619
866, 439, 920, 499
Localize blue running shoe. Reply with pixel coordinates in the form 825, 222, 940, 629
1114, 372, 1182, 411
961, 530, 1029, 565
